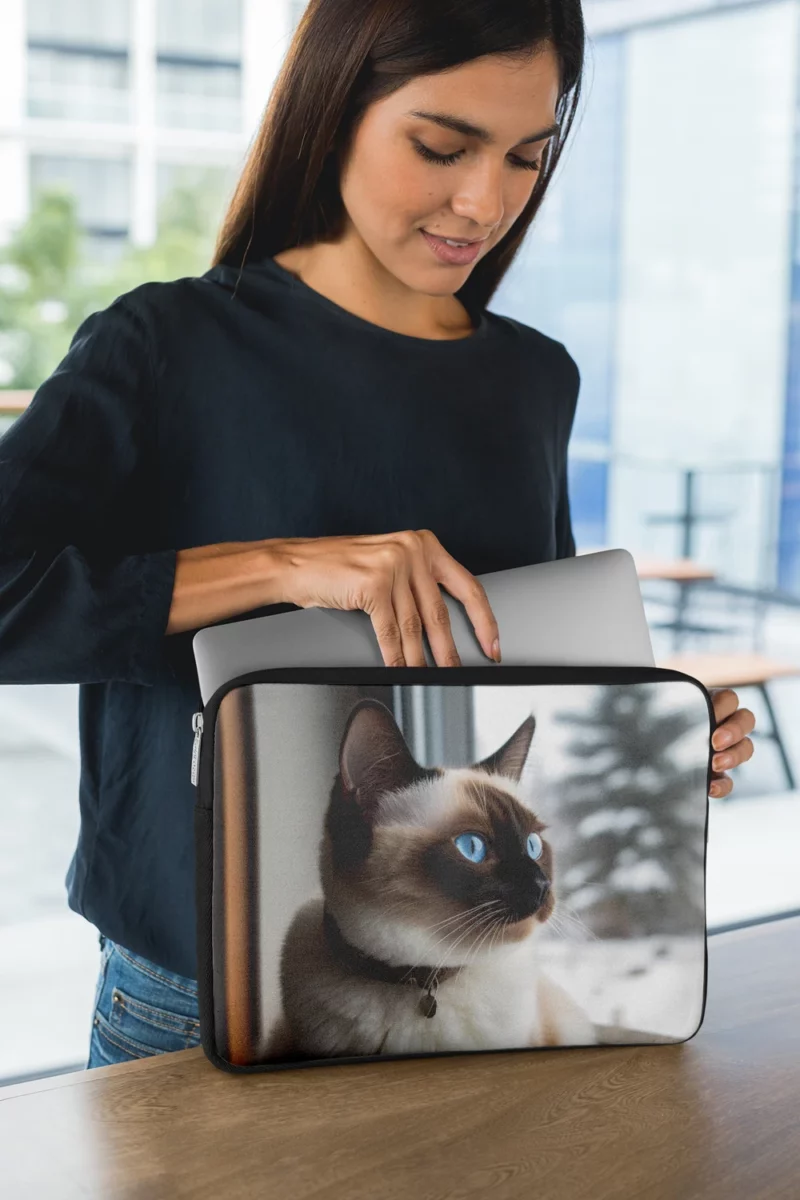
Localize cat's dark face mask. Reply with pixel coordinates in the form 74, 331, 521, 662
322, 698, 556, 947
422, 781, 555, 928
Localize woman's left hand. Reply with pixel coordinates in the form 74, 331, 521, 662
709, 689, 756, 798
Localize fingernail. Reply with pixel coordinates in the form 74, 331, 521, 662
713, 753, 733, 771
709, 783, 721, 797
713, 729, 733, 749
492, 638, 501, 662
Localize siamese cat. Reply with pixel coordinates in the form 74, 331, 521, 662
267, 697, 597, 1060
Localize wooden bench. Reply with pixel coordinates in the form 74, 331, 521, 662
658, 653, 800, 791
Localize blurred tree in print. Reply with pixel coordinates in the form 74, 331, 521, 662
0, 170, 228, 392
552, 684, 706, 939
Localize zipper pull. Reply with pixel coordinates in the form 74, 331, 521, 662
190, 712, 204, 787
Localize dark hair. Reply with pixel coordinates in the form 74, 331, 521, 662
212, 0, 585, 314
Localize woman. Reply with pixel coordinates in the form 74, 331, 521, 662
0, 0, 754, 1069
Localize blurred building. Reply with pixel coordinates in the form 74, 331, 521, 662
496, 0, 800, 593
0, 0, 298, 260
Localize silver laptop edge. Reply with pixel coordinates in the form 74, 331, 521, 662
193, 549, 655, 705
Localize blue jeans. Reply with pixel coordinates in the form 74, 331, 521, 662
86, 933, 201, 1068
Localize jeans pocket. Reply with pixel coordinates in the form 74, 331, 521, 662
94, 941, 201, 1062
107, 987, 201, 1056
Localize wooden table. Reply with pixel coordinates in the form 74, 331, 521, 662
632, 556, 717, 584
2, 918, 799, 1199
578, 549, 717, 582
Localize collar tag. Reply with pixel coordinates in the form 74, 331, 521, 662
419, 988, 438, 1019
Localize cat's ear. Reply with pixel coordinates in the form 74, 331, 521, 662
339, 699, 424, 804
473, 714, 536, 782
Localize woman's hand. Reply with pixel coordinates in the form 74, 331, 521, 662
274, 528, 501, 668
709, 688, 756, 798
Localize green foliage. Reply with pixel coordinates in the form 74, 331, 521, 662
0, 171, 228, 392
0, 190, 90, 390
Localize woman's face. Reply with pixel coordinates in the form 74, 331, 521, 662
337, 47, 561, 296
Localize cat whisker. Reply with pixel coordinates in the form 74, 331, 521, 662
423, 904, 506, 979
462, 917, 499, 968
481, 918, 506, 967
463, 910, 515, 974
370, 896, 502, 936
541, 911, 571, 940
404, 905, 504, 984
453, 915, 504, 981
545, 901, 599, 943
420, 900, 501, 936
409, 904, 504, 958
412, 904, 503, 969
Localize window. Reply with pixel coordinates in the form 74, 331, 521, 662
27, 0, 130, 48
157, 0, 241, 61
156, 61, 241, 132
26, 0, 131, 124
27, 48, 130, 124
30, 155, 131, 240
492, 0, 800, 932
155, 0, 242, 131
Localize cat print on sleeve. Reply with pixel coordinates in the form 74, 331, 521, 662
266, 697, 598, 1060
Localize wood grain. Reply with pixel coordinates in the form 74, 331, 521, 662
1, 917, 799, 1200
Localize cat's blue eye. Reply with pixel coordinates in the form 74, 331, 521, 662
454, 833, 486, 863
526, 832, 543, 861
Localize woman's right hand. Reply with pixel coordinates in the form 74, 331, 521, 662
272, 529, 501, 667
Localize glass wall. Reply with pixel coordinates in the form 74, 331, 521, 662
611, 0, 796, 587
495, 0, 800, 592
490, 0, 800, 936
493, 33, 628, 550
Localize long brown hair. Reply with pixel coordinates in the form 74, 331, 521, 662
213, 0, 585, 315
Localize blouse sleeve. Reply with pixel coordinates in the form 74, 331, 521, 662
0, 297, 177, 686
554, 342, 580, 560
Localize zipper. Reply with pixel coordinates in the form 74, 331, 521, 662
190, 711, 204, 787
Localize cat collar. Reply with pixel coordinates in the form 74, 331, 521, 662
322, 906, 456, 1019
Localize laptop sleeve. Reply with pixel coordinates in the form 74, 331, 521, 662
192, 665, 714, 1073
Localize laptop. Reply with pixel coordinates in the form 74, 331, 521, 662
193, 548, 654, 703
192, 548, 654, 705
